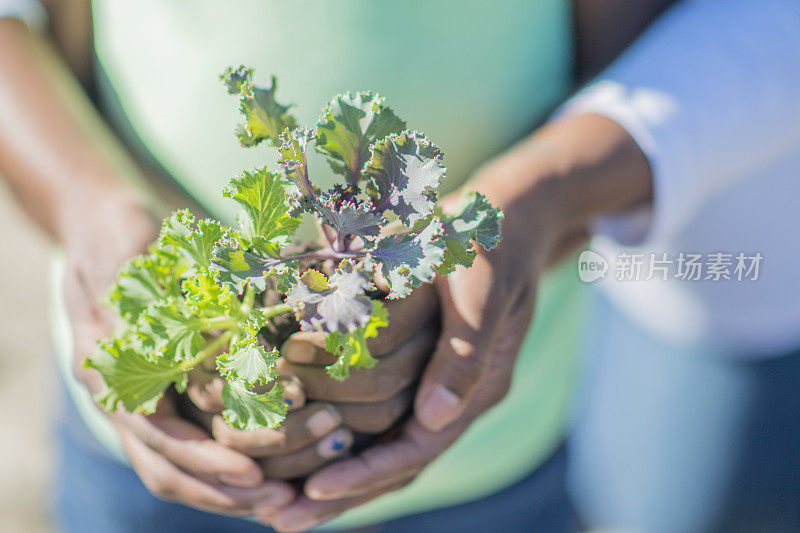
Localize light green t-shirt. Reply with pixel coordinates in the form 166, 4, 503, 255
52, 1, 584, 528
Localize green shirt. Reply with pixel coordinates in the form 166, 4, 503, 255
52, 0, 583, 528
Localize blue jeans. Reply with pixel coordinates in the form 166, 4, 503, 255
569, 292, 800, 533
54, 391, 576, 533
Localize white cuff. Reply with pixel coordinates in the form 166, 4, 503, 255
553, 80, 682, 247
0, 0, 48, 31
553, 0, 800, 248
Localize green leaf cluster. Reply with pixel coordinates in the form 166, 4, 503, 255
88, 68, 503, 430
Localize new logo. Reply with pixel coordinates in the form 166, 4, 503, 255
577, 250, 608, 283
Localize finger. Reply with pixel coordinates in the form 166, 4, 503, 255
186, 370, 225, 414
280, 377, 306, 410
280, 284, 439, 366
119, 425, 295, 516
212, 403, 342, 457
263, 479, 412, 532
119, 411, 265, 487
415, 258, 505, 432
187, 373, 305, 416
335, 387, 413, 434
304, 416, 459, 501
369, 283, 438, 356
259, 427, 353, 480
280, 331, 334, 365
63, 265, 110, 392
305, 294, 538, 502
282, 325, 437, 403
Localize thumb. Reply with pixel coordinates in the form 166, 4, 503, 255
63, 263, 110, 393
414, 257, 503, 432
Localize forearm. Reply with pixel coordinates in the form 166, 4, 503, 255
0, 19, 157, 241
471, 112, 652, 268
556, 0, 800, 246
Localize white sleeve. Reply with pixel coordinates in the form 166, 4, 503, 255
556, 0, 800, 246
0, 0, 48, 31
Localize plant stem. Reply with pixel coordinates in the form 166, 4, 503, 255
181, 330, 233, 370
278, 249, 365, 264
200, 317, 238, 331
315, 218, 337, 252
335, 232, 346, 253
258, 302, 292, 320
241, 285, 256, 315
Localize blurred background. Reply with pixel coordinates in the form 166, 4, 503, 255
0, 179, 53, 532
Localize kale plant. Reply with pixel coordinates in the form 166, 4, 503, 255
86, 67, 503, 430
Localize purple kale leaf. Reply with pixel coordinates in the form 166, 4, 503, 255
285, 262, 374, 334
365, 131, 446, 226
368, 218, 445, 299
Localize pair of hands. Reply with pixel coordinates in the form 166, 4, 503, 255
64, 157, 554, 531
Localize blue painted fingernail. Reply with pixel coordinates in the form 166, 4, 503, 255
317, 428, 352, 458
280, 378, 305, 410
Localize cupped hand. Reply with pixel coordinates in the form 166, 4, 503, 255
259, 152, 572, 531
63, 191, 295, 516
207, 284, 438, 486
262, 265, 539, 531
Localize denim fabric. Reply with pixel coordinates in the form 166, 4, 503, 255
569, 291, 800, 533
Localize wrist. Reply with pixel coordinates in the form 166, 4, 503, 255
470, 113, 652, 264
463, 155, 564, 274
536, 113, 653, 235
57, 180, 158, 248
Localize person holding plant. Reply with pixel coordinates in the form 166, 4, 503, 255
3, 0, 799, 532
0, 1, 619, 527
0, 0, 653, 526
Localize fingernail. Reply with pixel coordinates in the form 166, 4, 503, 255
219, 470, 261, 487
306, 405, 341, 437
253, 488, 294, 517
273, 513, 315, 533
281, 378, 306, 409
418, 384, 461, 432
317, 428, 352, 459
450, 336, 474, 357
283, 341, 317, 363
